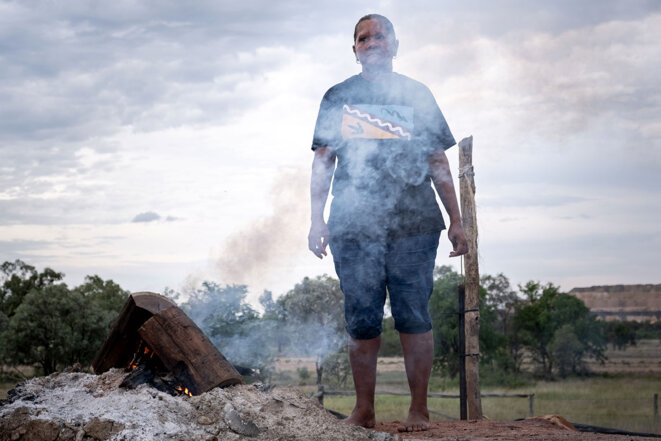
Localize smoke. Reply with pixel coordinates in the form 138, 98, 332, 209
176, 280, 346, 372
215, 168, 308, 289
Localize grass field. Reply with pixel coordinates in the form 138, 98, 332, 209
291, 340, 661, 435
2, 341, 659, 435
322, 375, 661, 435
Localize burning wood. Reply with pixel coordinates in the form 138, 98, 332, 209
93, 292, 243, 395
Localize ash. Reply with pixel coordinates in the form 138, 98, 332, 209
0, 369, 392, 441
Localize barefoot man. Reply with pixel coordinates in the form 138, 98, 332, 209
308, 14, 468, 433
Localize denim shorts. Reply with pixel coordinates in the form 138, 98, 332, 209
330, 232, 440, 340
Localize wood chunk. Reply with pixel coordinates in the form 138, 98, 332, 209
92, 292, 177, 374
138, 306, 243, 394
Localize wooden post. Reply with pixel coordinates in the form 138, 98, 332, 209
654, 393, 658, 425
458, 284, 467, 420
529, 394, 535, 417
458, 136, 483, 420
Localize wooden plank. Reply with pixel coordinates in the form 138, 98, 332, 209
458, 136, 483, 420
138, 306, 243, 394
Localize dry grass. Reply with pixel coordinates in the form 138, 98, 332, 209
297, 340, 661, 435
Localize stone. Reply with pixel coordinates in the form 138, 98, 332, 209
82, 418, 124, 440
223, 403, 260, 437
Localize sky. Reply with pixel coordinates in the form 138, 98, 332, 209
1, 0, 660, 305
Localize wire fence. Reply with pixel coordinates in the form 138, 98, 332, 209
316, 388, 661, 435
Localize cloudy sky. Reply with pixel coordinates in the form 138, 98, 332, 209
1, 0, 659, 304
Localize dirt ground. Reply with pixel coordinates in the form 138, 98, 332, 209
372, 418, 661, 440
2, 370, 660, 441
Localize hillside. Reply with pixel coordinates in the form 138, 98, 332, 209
569, 284, 661, 322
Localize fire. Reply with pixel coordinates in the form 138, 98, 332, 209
175, 386, 193, 397
128, 342, 155, 371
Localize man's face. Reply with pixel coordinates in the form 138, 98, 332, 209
353, 19, 398, 68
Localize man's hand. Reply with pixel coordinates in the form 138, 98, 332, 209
308, 221, 331, 259
447, 222, 468, 257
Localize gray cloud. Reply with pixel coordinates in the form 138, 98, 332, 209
132, 211, 161, 223
1, 1, 659, 294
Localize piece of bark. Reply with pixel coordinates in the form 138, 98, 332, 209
92, 292, 177, 374
138, 306, 243, 394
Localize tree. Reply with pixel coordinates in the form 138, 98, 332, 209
1, 269, 129, 375
73, 275, 130, 329
429, 266, 508, 378
429, 266, 463, 377
378, 316, 403, 357
3, 284, 109, 374
179, 282, 273, 376
604, 321, 637, 350
1, 260, 63, 318
277, 275, 346, 389
514, 281, 606, 378
481, 273, 525, 372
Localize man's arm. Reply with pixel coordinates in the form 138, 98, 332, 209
309, 146, 336, 259
428, 148, 469, 257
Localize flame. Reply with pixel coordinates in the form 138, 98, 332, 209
175, 386, 193, 397
128, 343, 154, 370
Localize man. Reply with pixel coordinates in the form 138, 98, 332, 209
308, 14, 468, 432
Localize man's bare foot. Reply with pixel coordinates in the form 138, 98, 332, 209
397, 410, 430, 432
343, 407, 376, 428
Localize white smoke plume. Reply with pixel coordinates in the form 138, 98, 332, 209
215, 168, 309, 290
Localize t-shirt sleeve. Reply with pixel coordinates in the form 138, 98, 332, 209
311, 89, 340, 151
417, 85, 456, 152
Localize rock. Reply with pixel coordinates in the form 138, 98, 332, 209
82, 418, 124, 440
197, 415, 214, 425
0, 407, 30, 441
18, 419, 60, 441
223, 403, 261, 437
54, 425, 78, 441
368, 431, 398, 441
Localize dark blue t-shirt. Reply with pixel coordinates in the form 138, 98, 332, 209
311, 73, 455, 240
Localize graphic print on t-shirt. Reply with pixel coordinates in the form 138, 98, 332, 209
341, 104, 413, 141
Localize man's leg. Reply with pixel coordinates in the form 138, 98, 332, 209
344, 335, 381, 428
398, 330, 433, 432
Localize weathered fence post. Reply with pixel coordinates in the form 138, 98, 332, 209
529, 394, 535, 417
654, 393, 658, 425
458, 136, 483, 420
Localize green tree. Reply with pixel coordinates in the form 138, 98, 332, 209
3, 284, 111, 374
429, 266, 508, 378
378, 316, 403, 357
179, 282, 268, 372
514, 281, 606, 378
73, 275, 130, 329
604, 321, 637, 350
277, 275, 345, 388
549, 324, 583, 378
0, 260, 63, 318
429, 266, 463, 377
481, 273, 524, 372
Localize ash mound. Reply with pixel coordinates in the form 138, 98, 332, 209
0, 369, 392, 441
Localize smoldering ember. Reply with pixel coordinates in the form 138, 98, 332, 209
2, 293, 659, 441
